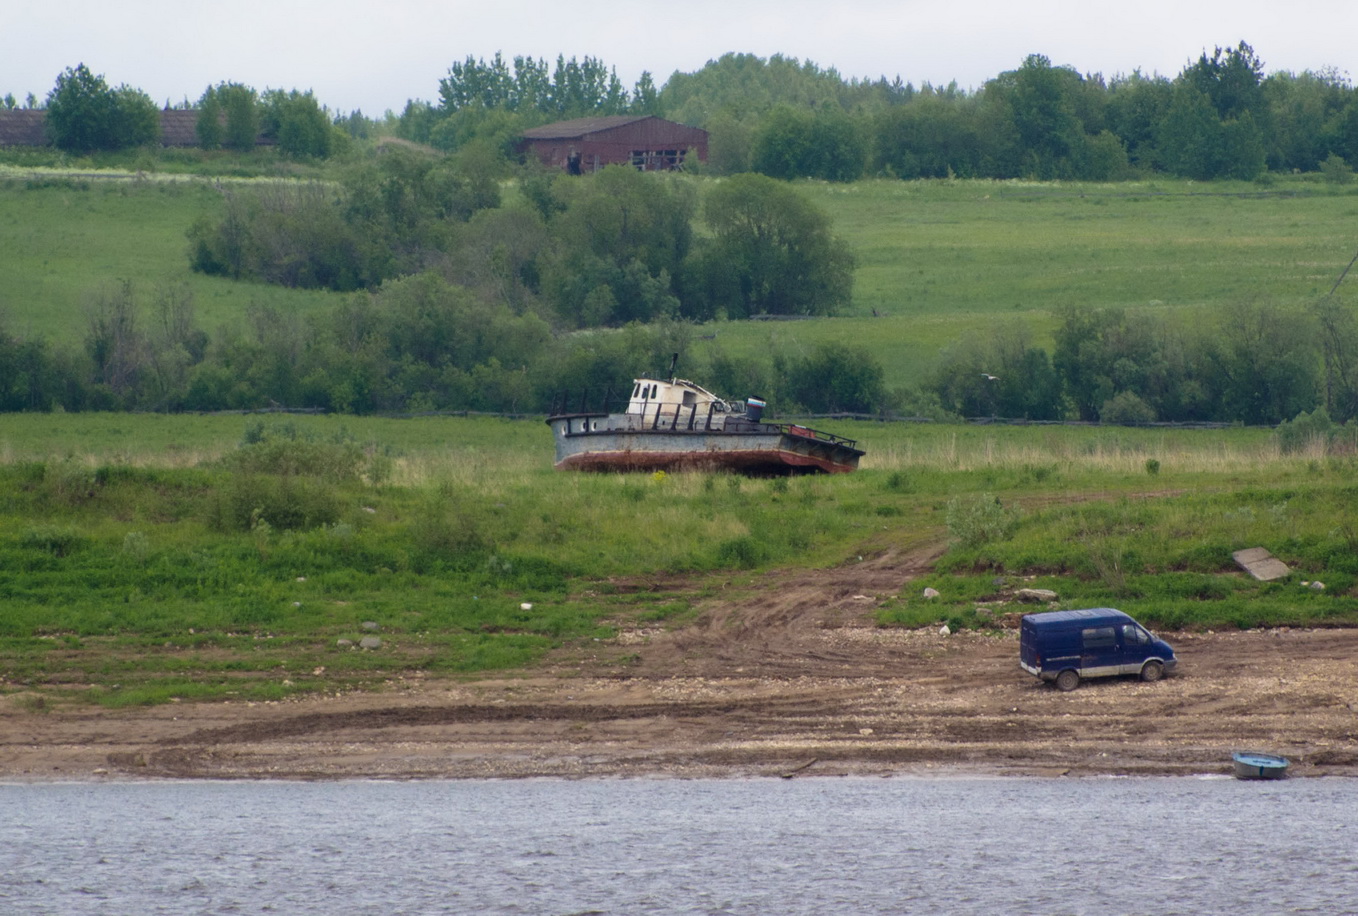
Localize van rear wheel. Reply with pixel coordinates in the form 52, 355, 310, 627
1140, 660, 1165, 683
1055, 670, 1080, 692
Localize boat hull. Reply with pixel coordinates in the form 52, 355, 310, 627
1232, 751, 1289, 779
548, 420, 862, 474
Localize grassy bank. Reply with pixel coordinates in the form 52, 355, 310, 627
2, 414, 1355, 707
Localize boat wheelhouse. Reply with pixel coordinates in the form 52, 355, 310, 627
546, 375, 863, 474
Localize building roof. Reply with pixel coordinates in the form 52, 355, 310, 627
0, 108, 266, 148
158, 109, 201, 146
0, 110, 49, 147
519, 115, 656, 140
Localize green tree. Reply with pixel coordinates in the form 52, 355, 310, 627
1159, 84, 1225, 179
1211, 301, 1319, 424
219, 83, 260, 151
1314, 298, 1358, 422
1182, 42, 1266, 121
1264, 70, 1347, 172
782, 341, 886, 413
1161, 43, 1268, 179
262, 89, 333, 158
46, 64, 118, 151
751, 105, 865, 181
45, 64, 158, 152
988, 54, 1089, 179
195, 87, 223, 149
930, 324, 1063, 419
871, 91, 983, 178
632, 71, 660, 115
543, 167, 694, 326
691, 173, 854, 318
1106, 71, 1173, 170
109, 84, 160, 148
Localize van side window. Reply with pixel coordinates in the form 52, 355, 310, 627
1123, 624, 1150, 645
1082, 626, 1116, 649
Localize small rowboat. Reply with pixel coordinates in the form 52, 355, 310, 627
1232, 751, 1289, 780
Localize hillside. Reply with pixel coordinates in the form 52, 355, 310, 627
2, 171, 1357, 391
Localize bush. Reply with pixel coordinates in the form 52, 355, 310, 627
229, 422, 367, 480
1321, 153, 1353, 185
208, 474, 344, 532
1275, 407, 1334, 454
1101, 390, 1157, 426
945, 493, 1019, 548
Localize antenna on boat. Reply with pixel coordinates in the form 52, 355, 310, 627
668, 352, 678, 382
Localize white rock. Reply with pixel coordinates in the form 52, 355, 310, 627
1310, 581, 1326, 591
939, 624, 951, 636
923, 587, 941, 599
520, 602, 533, 610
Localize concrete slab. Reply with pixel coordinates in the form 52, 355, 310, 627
1233, 547, 1291, 581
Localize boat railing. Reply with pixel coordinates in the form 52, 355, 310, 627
547, 389, 858, 450
768, 422, 859, 450
547, 387, 627, 417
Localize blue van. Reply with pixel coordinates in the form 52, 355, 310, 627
1019, 608, 1176, 691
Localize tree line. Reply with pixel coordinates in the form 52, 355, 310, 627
0, 276, 883, 417
14, 43, 1358, 184
400, 43, 1358, 183
11, 274, 1358, 431
27, 65, 341, 158
928, 298, 1358, 428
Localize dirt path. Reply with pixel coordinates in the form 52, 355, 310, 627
3, 545, 1357, 780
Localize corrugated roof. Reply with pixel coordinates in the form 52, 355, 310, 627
0, 110, 49, 146
519, 115, 654, 140
158, 110, 201, 146
0, 108, 267, 148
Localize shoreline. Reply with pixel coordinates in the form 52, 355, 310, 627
5, 628, 1356, 783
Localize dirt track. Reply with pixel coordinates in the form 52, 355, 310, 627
4, 545, 1357, 780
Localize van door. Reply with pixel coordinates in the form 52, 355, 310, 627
1118, 622, 1155, 674
1080, 625, 1121, 677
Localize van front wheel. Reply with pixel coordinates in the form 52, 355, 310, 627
1140, 660, 1165, 683
1055, 670, 1080, 692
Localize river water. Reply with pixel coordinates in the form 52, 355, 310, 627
2, 776, 1355, 915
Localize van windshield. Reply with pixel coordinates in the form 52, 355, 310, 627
1123, 624, 1150, 645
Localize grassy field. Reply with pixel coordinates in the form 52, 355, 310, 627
2, 413, 1356, 707
0, 174, 335, 341
4, 166, 1358, 705
4, 170, 1358, 389
701, 178, 1358, 389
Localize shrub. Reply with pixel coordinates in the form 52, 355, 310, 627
1275, 407, 1334, 454
229, 422, 367, 479
209, 474, 344, 532
21, 526, 84, 557
1101, 391, 1157, 426
945, 493, 1019, 548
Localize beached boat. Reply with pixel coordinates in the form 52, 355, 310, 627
546, 373, 864, 474
1232, 751, 1289, 779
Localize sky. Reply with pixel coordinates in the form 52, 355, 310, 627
6, 1, 1358, 115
